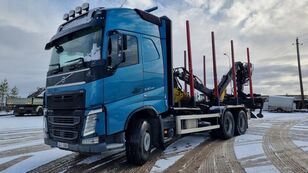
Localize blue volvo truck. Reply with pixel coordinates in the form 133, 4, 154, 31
44, 3, 262, 165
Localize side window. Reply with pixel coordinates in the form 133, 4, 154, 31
143, 38, 160, 62
119, 35, 139, 67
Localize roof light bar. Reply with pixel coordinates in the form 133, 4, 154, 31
63, 13, 69, 21
69, 10, 75, 18
82, 3, 89, 11
75, 6, 82, 15
63, 3, 90, 21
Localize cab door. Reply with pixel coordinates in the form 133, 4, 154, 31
142, 36, 166, 113
103, 31, 143, 134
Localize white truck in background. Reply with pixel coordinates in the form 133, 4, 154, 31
6, 88, 45, 116
268, 96, 294, 112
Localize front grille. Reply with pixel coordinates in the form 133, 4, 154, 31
51, 129, 78, 140
48, 116, 80, 126
46, 91, 85, 143
53, 95, 74, 103
47, 91, 85, 110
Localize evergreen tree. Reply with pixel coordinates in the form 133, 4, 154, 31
10, 86, 19, 98
0, 79, 9, 109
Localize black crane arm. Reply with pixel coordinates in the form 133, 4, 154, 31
173, 67, 212, 96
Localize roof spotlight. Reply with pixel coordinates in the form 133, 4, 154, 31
75, 6, 82, 15
69, 10, 75, 18
82, 3, 89, 11
63, 13, 69, 21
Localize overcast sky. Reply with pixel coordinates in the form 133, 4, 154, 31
0, 0, 308, 97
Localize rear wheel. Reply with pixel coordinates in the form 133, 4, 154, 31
277, 108, 283, 112
235, 110, 248, 135
211, 111, 235, 139
14, 111, 23, 117
37, 108, 43, 116
126, 119, 151, 165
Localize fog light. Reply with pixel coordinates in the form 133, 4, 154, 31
82, 137, 99, 144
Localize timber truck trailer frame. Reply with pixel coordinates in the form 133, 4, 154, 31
43, 3, 264, 165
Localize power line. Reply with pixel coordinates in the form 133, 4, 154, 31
120, 0, 127, 8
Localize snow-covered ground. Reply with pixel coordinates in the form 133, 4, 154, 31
0, 115, 72, 173
0, 114, 43, 131
0, 111, 307, 173
0, 111, 13, 116
150, 134, 209, 173
1, 149, 71, 173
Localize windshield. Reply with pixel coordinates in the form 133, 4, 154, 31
49, 27, 102, 72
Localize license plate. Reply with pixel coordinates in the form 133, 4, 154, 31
57, 142, 68, 149
19, 107, 24, 109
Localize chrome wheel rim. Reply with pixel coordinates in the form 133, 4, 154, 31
144, 132, 151, 151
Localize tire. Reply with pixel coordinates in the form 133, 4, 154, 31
37, 108, 43, 116
126, 119, 151, 165
211, 111, 235, 139
14, 112, 23, 117
234, 110, 248, 136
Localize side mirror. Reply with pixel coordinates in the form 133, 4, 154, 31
122, 52, 126, 62
107, 55, 112, 66
122, 35, 127, 50
107, 31, 126, 70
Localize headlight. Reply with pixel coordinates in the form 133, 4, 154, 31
83, 112, 98, 137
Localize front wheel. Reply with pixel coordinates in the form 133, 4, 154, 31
126, 119, 151, 165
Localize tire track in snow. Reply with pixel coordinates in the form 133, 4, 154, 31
103, 150, 161, 173
163, 138, 244, 173
0, 155, 31, 171
198, 138, 245, 173
163, 139, 215, 173
0, 144, 50, 158
28, 153, 87, 173
0, 129, 43, 147
262, 121, 308, 173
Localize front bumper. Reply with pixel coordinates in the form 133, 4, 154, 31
44, 132, 125, 153
44, 138, 110, 153
44, 138, 125, 153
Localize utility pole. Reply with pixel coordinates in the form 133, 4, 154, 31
294, 37, 305, 109
184, 50, 187, 93
203, 55, 206, 87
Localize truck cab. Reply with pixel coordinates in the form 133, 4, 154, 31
44, 4, 173, 163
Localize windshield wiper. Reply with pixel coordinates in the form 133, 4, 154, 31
65, 57, 85, 65
49, 63, 61, 74
65, 58, 85, 71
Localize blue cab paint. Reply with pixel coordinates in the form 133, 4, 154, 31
44, 7, 169, 152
